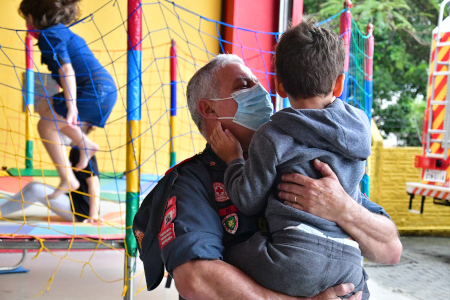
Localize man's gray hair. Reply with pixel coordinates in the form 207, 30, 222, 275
187, 54, 245, 137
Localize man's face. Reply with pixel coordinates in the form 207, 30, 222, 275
211, 62, 259, 154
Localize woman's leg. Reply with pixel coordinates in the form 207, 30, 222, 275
0, 182, 74, 221
37, 99, 98, 198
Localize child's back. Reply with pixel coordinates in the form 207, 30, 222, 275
212, 18, 371, 299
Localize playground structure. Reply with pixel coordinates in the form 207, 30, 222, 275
406, 0, 450, 213
0, 0, 374, 298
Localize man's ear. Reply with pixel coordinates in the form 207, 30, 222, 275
275, 77, 288, 98
333, 74, 345, 97
197, 99, 217, 119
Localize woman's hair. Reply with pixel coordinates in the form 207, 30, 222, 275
19, 0, 81, 30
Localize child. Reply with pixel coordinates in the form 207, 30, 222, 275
19, 0, 117, 198
210, 19, 371, 298
1, 133, 101, 223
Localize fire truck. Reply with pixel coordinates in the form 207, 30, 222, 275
406, 0, 450, 213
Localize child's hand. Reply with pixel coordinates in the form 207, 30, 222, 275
210, 122, 243, 164
66, 105, 79, 129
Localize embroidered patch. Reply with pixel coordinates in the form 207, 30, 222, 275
222, 213, 238, 234
134, 230, 144, 249
213, 182, 229, 202
218, 205, 239, 217
162, 205, 177, 228
159, 223, 175, 248
166, 196, 176, 209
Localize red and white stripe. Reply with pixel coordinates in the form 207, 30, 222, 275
406, 182, 450, 200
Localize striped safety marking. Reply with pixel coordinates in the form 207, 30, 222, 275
406, 186, 450, 200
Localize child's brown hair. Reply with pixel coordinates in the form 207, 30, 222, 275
19, 0, 81, 30
275, 18, 345, 100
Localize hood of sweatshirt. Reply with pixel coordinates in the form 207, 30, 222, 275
270, 99, 371, 160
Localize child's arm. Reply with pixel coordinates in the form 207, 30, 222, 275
210, 122, 243, 164
211, 123, 277, 216
58, 63, 78, 128
84, 175, 102, 222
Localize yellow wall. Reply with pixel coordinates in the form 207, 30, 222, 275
370, 122, 450, 234
0, 0, 222, 177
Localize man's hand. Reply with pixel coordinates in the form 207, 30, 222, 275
278, 159, 351, 222
278, 159, 402, 264
210, 122, 243, 164
309, 283, 362, 300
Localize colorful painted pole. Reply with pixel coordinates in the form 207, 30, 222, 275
125, 0, 142, 299
291, 0, 304, 26
339, 0, 352, 102
361, 23, 374, 197
364, 23, 374, 121
25, 34, 34, 169
169, 39, 177, 167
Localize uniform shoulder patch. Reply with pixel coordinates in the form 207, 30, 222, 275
213, 182, 230, 202
134, 230, 144, 250
222, 213, 238, 234
159, 223, 175, 248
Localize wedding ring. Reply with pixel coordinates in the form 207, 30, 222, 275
294, 195, 297, 203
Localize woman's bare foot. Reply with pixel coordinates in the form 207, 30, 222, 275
48, 176, 80, 199
75, 139, 99, 170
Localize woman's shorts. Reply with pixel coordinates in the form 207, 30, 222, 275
52, 81, 117, 128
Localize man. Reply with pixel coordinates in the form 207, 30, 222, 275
133, 54, 402, 300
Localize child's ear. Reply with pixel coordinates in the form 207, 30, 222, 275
275, 77, 288, 98
197, 99, 217, 119
333, 74, 345, 97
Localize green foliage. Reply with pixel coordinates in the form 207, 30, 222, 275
303, 0, 441, 146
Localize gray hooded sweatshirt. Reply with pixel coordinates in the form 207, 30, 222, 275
225, 99, 371, 238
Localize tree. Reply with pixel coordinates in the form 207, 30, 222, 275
303, 0, 440, 146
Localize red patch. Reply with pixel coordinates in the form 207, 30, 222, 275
218, 205, 239, 217
209, 161, 216, 166
166, 196, 176, 209
159, 223, 175, 248
162, 205, 177, 229
213, 182, 229, 202
134, 230, 144, 249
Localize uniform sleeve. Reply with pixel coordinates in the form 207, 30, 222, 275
161, 163, 225, 272
360, 192, 392, 220
224, 130, 278, 216
39, 27, 71, 73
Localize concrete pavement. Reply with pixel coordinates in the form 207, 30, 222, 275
0, 236, 448, 299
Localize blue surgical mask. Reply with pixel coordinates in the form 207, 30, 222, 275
210, 83, 274, 131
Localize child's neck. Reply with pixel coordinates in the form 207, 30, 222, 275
289, 94, 335, 110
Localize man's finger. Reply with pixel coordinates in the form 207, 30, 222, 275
313, 159, 338, 180
332, 283, 355, 297
347, 291, 362, 300
280, 173, 309, 186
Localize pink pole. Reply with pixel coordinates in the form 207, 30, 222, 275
292, 0, 304, 26
339, 0, 352, 102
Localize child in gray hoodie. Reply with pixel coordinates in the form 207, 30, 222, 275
210, 19, 371, 299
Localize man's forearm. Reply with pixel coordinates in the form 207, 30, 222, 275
338, 199, 402, 264
172, 259, 361, 300
173, 259, 296, 300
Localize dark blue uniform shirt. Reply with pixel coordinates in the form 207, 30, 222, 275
133, 144, 390, 291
